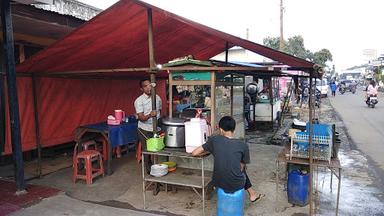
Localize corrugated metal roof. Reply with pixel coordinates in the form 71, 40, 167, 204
33, 0, 101, 21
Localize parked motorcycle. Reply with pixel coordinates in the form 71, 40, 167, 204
366, 95, 378, 108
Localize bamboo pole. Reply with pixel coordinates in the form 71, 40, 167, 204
308, 76, 314, 215
147, 8, 157, 133
31, 74, 42, 178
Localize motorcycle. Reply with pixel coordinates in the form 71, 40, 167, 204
366, 94, 378, 108
350, 84, 356, 94
339, 85, 346, 94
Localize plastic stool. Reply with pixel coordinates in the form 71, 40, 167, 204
73, 143, 104, 184
82, 140, 97, 150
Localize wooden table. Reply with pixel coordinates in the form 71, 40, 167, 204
75, 121, 138, 175
276, 149, 342, 215
142, 148, 211, 216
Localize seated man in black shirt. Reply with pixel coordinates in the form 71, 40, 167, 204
192, 116, 264, 202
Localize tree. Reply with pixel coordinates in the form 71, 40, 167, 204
285, 36, 312, 60
263, 36, 281, 51
313, 49, 333, 67
263, 35, 333, 67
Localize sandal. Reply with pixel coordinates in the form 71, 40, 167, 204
251, 193, 265, 203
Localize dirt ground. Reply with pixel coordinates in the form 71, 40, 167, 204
9, 97, 384, 216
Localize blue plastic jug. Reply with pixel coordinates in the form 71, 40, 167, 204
287, 170, 309, 206
217, 188, 245, 216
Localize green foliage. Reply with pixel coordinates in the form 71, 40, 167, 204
313, 49, 333, 67
263, 35, 333, 67
263, 37, 280, 50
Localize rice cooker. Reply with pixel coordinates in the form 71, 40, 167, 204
161, 117, 186, 148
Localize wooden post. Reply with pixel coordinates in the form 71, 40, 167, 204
168, 74, 173, 117
18, 44, 25, 63
225, 42, 229, 63
1, 0, 26, 192
308, 76, 314, 215
0, 50, 6, 153
147, 8, 157, 132
230, 76, 233, 116
31, 74, 42, 178
210, 72, 216, 130
269, 77, 274, 130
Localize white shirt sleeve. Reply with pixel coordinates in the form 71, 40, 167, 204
155, 95, 162, 109
134, 97, 144, 114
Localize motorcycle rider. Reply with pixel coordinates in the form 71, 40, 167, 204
366, 80, 378, 103
350, 80, 357, 93
339, 81, 346, 94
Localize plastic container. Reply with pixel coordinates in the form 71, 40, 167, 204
146, 137, 164, 152
287, 170, 309, 206
217, 188, 245, 216
184, 118, 210, 153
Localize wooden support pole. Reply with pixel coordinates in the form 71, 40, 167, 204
225, 42, 229, 63
168, 74, 173, 118
1, 0, 26, 192
210, 72, 216, 130
269, 78, 274, 131
31, 74, 42, 178
0, 50, 6, 153
147, 8, 157, 133
18, 44, 25, 63
308, 76, 314, 215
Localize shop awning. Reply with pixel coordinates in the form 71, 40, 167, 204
16, 0, 319, 77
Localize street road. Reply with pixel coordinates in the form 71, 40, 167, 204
329, 88, 384, 173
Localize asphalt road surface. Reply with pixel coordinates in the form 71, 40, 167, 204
329, 87, 384, 175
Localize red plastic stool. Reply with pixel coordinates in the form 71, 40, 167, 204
73, 143, 104, 184
82, 140, 97, 150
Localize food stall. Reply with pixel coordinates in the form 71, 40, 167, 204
246, 77, 282, 127
164, 57, 245, 139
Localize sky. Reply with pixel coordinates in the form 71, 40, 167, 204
78, 0, 384, 71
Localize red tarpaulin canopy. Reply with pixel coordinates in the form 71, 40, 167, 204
16, 0, 317, 75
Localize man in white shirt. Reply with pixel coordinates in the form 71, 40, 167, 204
134, 79, 162, 173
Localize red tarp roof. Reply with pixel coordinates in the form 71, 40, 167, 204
16, 0, 316, 76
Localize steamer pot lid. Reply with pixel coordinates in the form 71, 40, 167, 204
161, 117, 186, 126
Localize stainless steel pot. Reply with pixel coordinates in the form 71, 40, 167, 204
161, 117, 186, 148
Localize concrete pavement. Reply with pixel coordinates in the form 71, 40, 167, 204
11, 193, 163, 216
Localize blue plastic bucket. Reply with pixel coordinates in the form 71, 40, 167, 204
217, 188, 245, 216
287, 170, 309, 206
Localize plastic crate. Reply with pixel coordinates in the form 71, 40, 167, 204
290, 128, 333, 162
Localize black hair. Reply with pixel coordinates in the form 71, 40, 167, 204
139, 79, 150, 88
370, 80, 376, 87
218, 116, 236, 132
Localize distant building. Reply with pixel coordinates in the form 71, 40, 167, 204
212, 46, 271, 63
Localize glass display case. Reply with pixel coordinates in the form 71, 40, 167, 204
166, 60, 245, 139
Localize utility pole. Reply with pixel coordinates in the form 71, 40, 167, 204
279, 0, 284, 51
